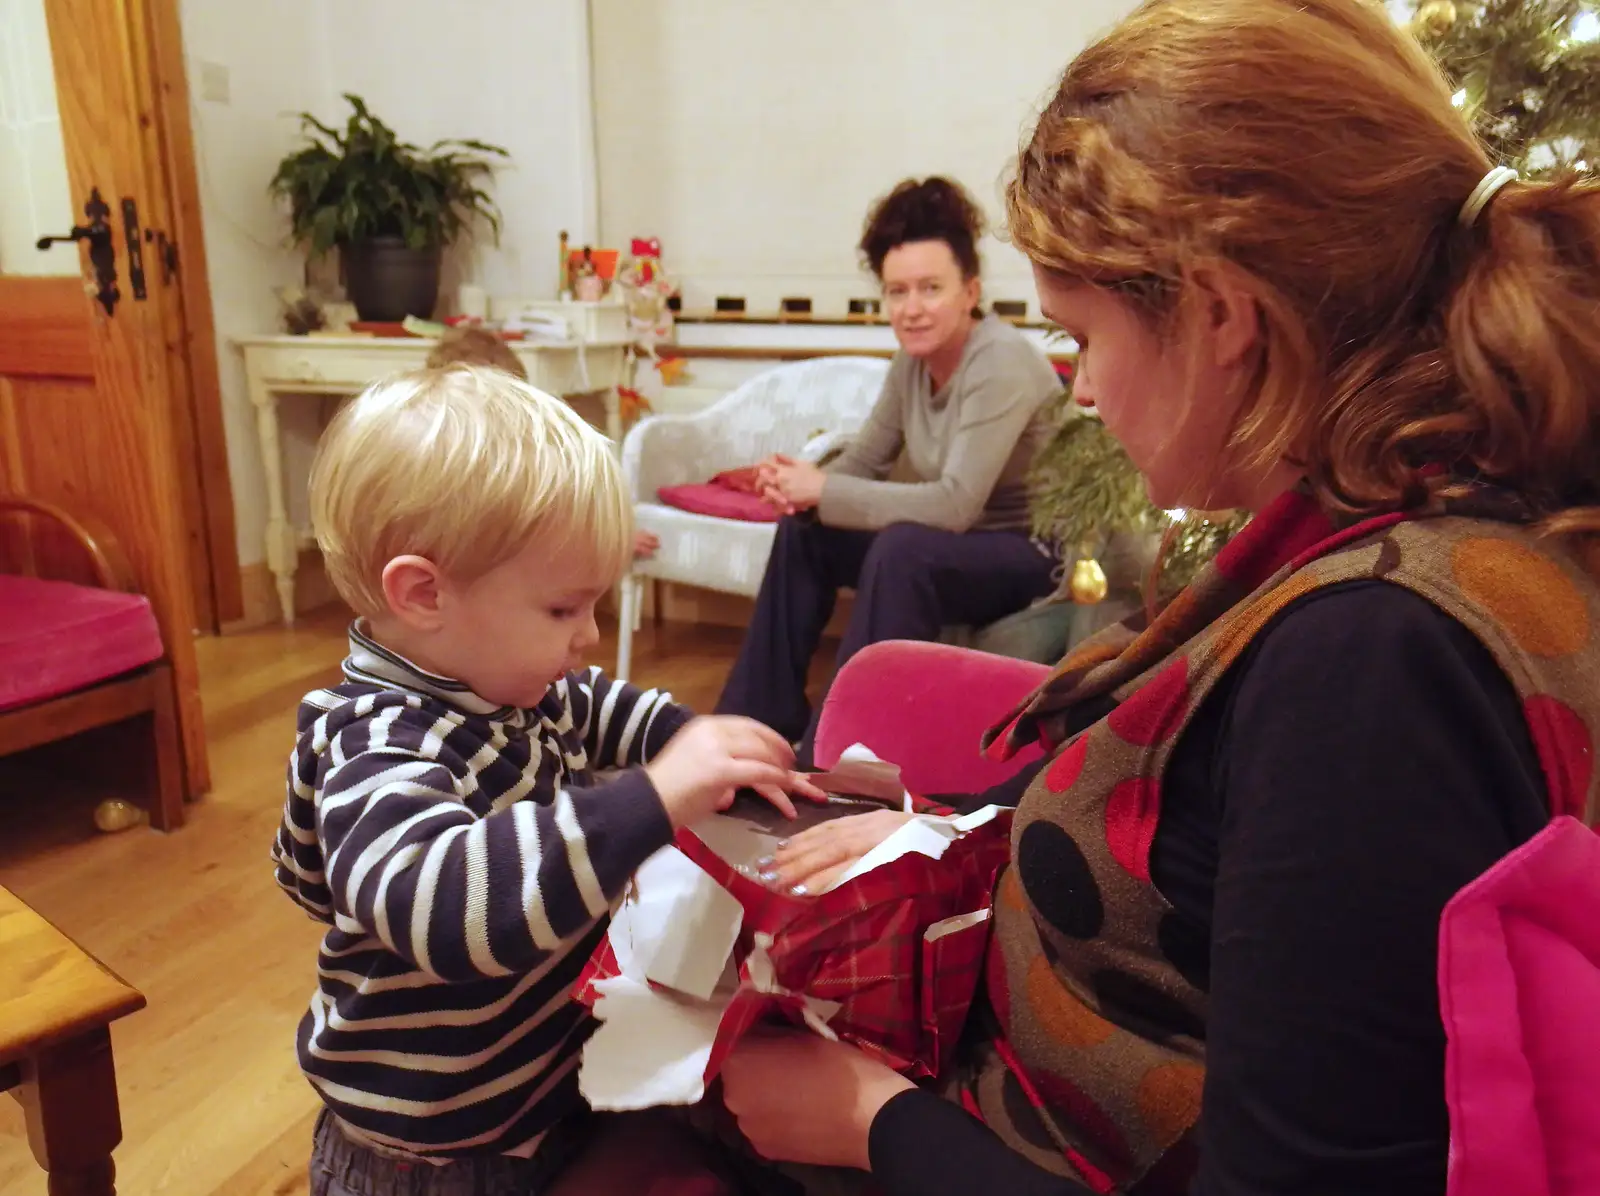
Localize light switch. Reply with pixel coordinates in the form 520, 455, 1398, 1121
198, 60, 230, 105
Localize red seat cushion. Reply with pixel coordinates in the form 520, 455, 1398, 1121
656, 482, 779, 523
0, 575, 164, 712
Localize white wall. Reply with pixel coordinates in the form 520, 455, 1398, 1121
180, 0, 596, 569
0, 0, 79, 275
318, 0, 597, 305
181, 0, 336, 570
590, 0, 1139, 318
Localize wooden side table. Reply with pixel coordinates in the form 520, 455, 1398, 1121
0, 885, 144, 1196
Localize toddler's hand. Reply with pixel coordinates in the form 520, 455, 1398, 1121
645, 716, 802, 828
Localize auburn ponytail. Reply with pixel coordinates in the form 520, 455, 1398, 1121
1442, 176, 1600, 535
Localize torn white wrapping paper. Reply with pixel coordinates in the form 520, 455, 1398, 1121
580, 893, 841, 1109
581, 847, 739, 1110
580, 973, 729, 1110
631, 847, 744, 1002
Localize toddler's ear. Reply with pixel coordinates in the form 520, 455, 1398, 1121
381, 555, 445, 630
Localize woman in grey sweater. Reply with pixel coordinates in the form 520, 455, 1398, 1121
716, 176, 1062, 762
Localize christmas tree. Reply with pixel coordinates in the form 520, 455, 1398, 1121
1026, 378, 1249, 608
1404, 0, 1600, 173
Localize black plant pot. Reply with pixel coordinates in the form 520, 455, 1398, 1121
342, 237, 442, 322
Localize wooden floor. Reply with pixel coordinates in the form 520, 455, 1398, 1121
0, 607, 822, 1196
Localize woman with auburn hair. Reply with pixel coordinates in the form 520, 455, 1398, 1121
713, 1, 1600, 1194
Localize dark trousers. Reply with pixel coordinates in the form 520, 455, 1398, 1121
308, 1108, 591, 1196
715, 518, 1057, 763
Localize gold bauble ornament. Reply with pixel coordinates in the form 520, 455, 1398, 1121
1068, 556, 1109, 604
1412, 0, 1457, 37
93, 798, 147, 833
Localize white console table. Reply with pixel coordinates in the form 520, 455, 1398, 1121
236, 334, 629, 626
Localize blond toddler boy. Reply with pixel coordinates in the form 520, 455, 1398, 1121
271, 364, 809, 1195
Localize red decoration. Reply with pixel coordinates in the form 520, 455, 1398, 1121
617, 386, 653, 423
628, 237, 664, 284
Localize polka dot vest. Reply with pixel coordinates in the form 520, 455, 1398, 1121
960, 489, 1599, 1192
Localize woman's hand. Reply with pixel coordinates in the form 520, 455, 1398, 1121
757, 454, 827, 515
720, 1030, 915, 1170
758, 808, 916, 894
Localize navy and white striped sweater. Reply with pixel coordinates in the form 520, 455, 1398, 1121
270, 627, 689, 1158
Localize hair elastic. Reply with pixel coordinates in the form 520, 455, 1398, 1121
1458, 166, 1519, 229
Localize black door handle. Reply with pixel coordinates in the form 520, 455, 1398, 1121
35, 187, 120, 316
34, 228, 98, 247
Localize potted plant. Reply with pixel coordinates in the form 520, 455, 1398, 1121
270, 93, 509, 322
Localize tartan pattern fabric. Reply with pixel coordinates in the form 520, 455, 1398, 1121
575, 813, 1014, 1092
963, 488, 1600, 1191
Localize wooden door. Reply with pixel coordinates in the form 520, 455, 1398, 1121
0, 0, 210, 795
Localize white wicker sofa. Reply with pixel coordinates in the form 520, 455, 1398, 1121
615, 356, 890, 677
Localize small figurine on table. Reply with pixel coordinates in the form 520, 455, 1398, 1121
571, 246, 605, 302
617, 237, 678, 362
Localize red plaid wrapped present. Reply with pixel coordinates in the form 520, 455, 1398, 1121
575, 804, 1012, 1099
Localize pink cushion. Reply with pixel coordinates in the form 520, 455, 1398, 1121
1439, 816, 1600, 1196
815, 640, 1049, 795
0, 575, 164, 712
656, 483, 779, 523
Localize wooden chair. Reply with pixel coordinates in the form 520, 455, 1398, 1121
0, 495, 185, 830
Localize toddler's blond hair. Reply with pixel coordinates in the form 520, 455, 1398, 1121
310, 365, 631, 617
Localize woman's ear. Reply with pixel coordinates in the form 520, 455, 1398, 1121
381, 555, 446, 632
1190, 265, 1262, 370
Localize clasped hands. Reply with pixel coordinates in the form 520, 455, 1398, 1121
754, 453, 827, 516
